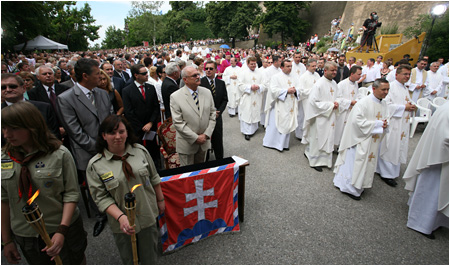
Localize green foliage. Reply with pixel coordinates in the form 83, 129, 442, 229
1, 1, 100, 52
186, 22, 215, 41
205, 2, 261, 47
170, 1, 197, 11
379, 23, 399, 35
403, 11, 449, 62
126, 13, 164, 47
255, 1, 311, 46
102, 26, 125, 49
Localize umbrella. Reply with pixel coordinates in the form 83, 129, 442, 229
327, 47, 340, 52
220, 44, 230, 49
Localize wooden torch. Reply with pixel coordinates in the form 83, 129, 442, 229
124, 184, 142, 265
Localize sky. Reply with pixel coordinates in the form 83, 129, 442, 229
75, 1, 173, 47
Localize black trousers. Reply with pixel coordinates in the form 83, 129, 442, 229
211, 116, 224, 160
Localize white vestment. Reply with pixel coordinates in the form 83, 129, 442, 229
263, 71, 300, 151
333, 94, 388, 196
296, 71, 321, 139
335, 78, 359, 146
291, 62, 307, 139
407, 67, 427, 103
376, 80, 412, 179
238, 67, 266, 135
423, 70, 444, 100
403, 102, 449, 234
223, 65, 241, 115
437, 63, 449, 98
261, 65, 282, 126
302, 76, 339, 168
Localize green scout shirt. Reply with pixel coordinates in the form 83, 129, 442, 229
1, 146, 80, 238
86, 143, 161, 234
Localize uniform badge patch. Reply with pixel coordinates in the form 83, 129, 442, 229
44, 181, 53, 188
100, 171, 114, 183
35, 162, 45, 168
1, 162, 13, 170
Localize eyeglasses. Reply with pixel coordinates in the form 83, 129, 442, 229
188, 74, 200, 78
205, 67, 215, 71
138, 72, 148, 75
1, 84, 19, 90
268, 61, 273, 64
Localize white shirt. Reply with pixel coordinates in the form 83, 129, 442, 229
362, 65, 381, 82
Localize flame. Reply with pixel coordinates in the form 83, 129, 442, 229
27, 189, 40, 205
131, 184, 142, 193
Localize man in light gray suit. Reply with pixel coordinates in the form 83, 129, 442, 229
56, 58, 113, 237
170, 66, 216, 166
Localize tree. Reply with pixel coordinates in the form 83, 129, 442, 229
1, 1, 50, 52
205, 2, 261, 48
46, 2, 100, 51
403, 11, 449, 62
102, 26, 125, 49
127, 1, 164, 47
170, 1, 197, 11
162, 10, 191, 43
255, 1, 311, 47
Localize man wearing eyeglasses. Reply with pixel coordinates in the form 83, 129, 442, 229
170, 66, 216, 166
122, 64, 161, 168
200, 61, 228, 160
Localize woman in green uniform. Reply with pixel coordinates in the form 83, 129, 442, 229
87, 114, 165, 264
1, 101, 87, 264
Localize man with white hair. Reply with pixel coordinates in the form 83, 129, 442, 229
161, 62, 181, 119
423, 61, 444, 100
222, 57, 241, 117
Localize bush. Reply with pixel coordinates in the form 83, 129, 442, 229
380, 23, 399, 35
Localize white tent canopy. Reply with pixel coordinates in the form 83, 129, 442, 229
14, 35, 68, 51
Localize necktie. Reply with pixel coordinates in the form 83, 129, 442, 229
193, 91, 199, 110
140, 85, 146, 100
8, 151, 44, 200
87, 92, 95, 106
48, 86, 57, 109
110, 153, 135, 181
210, 80, 216, 96
339, 67, 344, 82
120, 72, 126, 81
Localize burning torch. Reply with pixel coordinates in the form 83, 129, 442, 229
22, 190, 63, 265
124, 184, 142, 265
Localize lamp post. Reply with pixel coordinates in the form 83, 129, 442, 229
421, 4, 448, 58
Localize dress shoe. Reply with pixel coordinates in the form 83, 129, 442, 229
311, 166, 323, 172
381, 177, 397, 187
283, 148, 290, 151
341, 191, 361, 201
244, 135, 250, 141
93, 220, 107, 237
420, 232, 435, 239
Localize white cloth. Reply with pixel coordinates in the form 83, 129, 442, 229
263, 108, 290, 151
386, 69, 396, 83
223, 65, 241, 110
424, 70, 443, 100
377, 79, 412, 178
302, 76, 339, 167
261, 65, 282, 126
334, 94, 387, 194
437, 63, 449, 98
238, 67, 266, 131
362, 65, 381, 83
335, 78, 359, 146
296, 71, 321, 139
407, 67, 427, 103
403, 102, 449, 219
146, 76, 164, 109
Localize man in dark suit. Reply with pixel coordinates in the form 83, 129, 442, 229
122, 64, 161, 167
161, 62, 181, 119
27, 65, 71, 138
200, 60, 228, 160
1, 73, 60, 139
60, 68, 76, 88
56, 58, 113, 237
334, 54, 350, 83
58, 58, 71, 82
113, 59, 130, 82
101, 62, 126, 95
316, 58, 325, 77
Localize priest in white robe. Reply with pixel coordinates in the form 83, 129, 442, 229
407, 59, 428, 103
423, 62, 444, 101
437, 62, 449, 98
297, 59, 320, 140
302, 62, 339, 172
291, 52, 307, 140
263, 60, 300, 151
333, 79, 390, 200
403, 102, 449, 238
261, 56, 282, 126
334, 65, 362, 147
237, 56, 266, 140
376, 65, 417, 187
222, 57, 241, 116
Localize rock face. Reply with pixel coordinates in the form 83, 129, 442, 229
258, 1, 447, 44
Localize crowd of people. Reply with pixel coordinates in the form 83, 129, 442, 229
1, 27, 449, 264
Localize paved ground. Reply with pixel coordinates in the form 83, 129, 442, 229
2, 114, 448, 265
